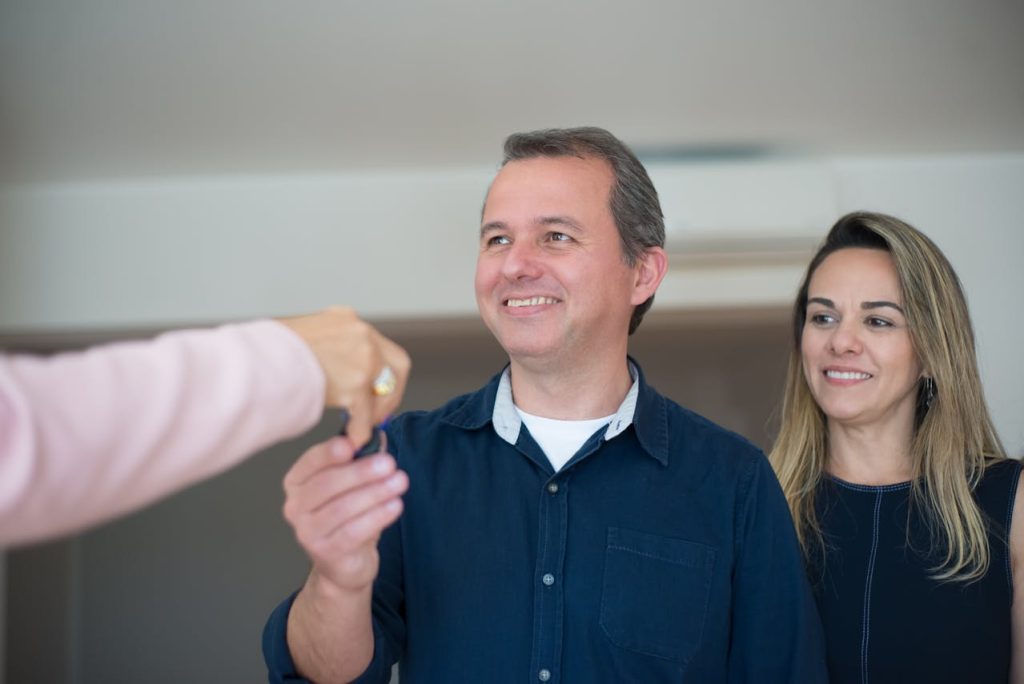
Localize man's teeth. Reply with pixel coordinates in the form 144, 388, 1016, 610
826, 370, 872, 380
506, 297, 558, 307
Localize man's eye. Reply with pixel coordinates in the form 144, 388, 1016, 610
486, 235, 510, 246
549, 232, 572, 242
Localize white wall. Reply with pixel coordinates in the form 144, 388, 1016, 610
0, 163, 824, 332
1, 155, 1021, 452
0, 170, 490, 330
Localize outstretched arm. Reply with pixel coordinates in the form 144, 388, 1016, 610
0, 307, 409, 547
0, 319, 321, 545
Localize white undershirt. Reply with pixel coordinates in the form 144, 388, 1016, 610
514, 407, 615, 472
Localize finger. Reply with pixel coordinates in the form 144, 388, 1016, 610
345, 339, 384, 450
344, 391, 375, 450
283, 437, 355, 490
353, 428, 384, 458
287, 453, 397, 516
317, 496, 405, 558
296, 470, 408, 542
336, 409, 381, 456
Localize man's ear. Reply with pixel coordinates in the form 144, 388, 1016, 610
631, 246, 668, 305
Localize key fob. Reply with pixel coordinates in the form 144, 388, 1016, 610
338, 409, 385, 457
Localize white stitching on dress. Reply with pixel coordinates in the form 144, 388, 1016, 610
861, 490, 883, 684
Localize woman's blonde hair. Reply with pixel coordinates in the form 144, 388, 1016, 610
769, 211, 1006, 582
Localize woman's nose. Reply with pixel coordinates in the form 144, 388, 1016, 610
828, 319, 863, 355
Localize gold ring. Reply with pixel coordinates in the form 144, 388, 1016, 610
372, 366, 397, 396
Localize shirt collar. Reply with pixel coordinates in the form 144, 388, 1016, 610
444, 358, 668, 466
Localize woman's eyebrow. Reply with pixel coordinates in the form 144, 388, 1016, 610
862, 300, 905, 314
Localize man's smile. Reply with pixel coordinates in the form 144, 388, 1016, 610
504, 296, 561, 308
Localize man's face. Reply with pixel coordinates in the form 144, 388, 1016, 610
475, 155, 649, 367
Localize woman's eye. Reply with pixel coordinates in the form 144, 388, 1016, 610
866, 316, 893, 328
808, 312, 836, 326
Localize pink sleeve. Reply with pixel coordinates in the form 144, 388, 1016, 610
0, 319, 325, 546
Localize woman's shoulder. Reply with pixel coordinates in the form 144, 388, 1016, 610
973, 457, 1022, 524
978, 457, 1022, 491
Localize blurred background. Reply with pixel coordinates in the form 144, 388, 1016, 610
1, 1, 1022, 681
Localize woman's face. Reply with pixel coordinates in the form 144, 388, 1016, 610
801, 247, 923, 432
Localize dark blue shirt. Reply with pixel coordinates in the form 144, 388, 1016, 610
264, 363, 826, 683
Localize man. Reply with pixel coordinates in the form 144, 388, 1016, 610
264, 128, 826, 682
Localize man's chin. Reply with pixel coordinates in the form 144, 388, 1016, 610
496, 336, 561, 362
502, 343, 556, 360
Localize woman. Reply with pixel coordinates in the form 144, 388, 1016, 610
769, 211, 1023, 682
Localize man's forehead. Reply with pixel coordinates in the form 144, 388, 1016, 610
483, 155, 613, 213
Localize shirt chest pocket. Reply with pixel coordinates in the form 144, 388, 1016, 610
600, 527, 716, 664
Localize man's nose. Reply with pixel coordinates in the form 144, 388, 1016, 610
502, 241, 544, 280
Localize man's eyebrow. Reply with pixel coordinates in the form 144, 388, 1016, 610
538, 215, 583, 232
862, 300, 905, 314
480, 221, 507, 237
480, 216, 584, 237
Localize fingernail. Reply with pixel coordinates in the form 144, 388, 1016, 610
370, 454, 394, 474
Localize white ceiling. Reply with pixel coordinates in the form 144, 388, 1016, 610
2, 0, 1022, 183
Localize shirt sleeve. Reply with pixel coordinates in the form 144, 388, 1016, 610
0, 319, 324, 546
262, 592, 311, 684
728, 454, 828, 683
262, 578, 402, 684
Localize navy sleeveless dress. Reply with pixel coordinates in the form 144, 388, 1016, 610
809, 458, 1020, 684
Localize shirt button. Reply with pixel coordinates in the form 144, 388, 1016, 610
542, 573, 555, 586
538, 669, 551, 681
547, 482, 559, 494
